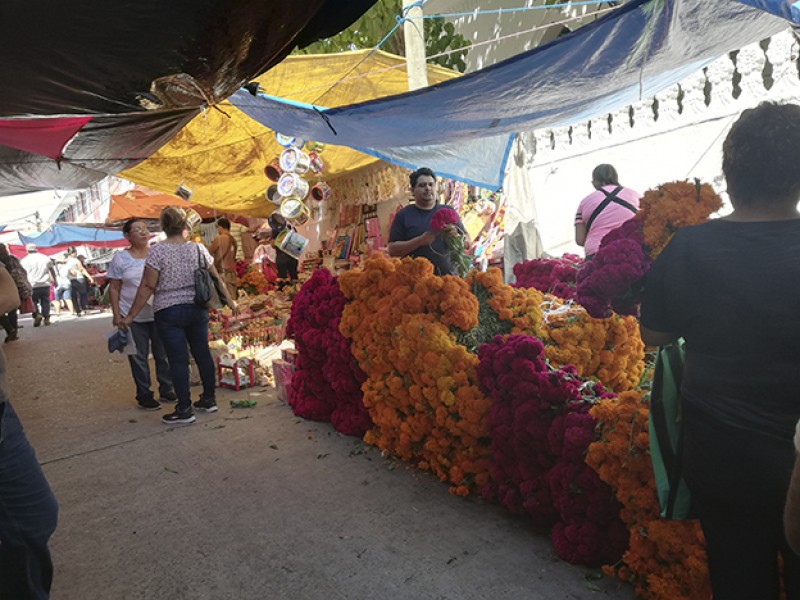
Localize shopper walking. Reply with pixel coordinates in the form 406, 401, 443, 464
52, 255, 74, 317
0, 259, 59, 600
641, 102, 800, 599
109, 219, 176, 411
20, 244, 56, 327
65, 248, 94, 316
268, 214, 300, 282
0, 243, 31, 342
120, 207, 237, 425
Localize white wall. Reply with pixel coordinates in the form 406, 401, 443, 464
526, 31, 800, 256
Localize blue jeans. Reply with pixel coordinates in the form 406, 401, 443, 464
31, 286, 51, 319
155, 304, 216, 414
128, 321, 174, 402
0, 401, 58, 600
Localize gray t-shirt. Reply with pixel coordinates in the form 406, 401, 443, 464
388, 203, 466, 276
107, 249, 154, 322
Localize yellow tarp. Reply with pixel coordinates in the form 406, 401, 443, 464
120, 50, 459, 216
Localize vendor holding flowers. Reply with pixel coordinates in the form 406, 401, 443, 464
388, 167, 469, 276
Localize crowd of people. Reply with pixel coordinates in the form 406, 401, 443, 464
0, 244, 105, 344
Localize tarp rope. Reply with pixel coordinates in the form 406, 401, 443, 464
425, 0, 621, 20
284, 6, 618, 101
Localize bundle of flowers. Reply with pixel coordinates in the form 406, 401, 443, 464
587, 391, 709, 599
575, 220, 650, 318
235, 259, 250, 279
541, 296, 644, 393
547, 392, 628, 567
238, 264, 271, 295
476, 334, 627, 566
576, 180, 722, 318
512, 254, 583, 301
430, 206, 472, 277
339, 257, 492, 494
286, 269, 371, 434
339, 257, 478, 378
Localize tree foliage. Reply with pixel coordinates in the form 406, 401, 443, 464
295, 0, 471, 73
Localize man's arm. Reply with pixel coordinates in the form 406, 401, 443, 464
575, 223, 587, 247
388, 231, 437, 258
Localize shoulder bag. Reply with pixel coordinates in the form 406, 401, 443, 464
648, 339, 695, 520
194, 245, 226, 310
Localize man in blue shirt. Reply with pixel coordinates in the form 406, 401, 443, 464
388, 167, 467, 276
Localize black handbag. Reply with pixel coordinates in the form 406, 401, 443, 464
194, 245, 226, 309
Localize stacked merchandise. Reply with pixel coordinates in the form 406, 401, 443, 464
272, 348, 298, 405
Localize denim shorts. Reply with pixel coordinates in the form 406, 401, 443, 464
54, 285, 71, 301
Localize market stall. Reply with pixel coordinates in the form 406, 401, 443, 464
270, 179, 722, 600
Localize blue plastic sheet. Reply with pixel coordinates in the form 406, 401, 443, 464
232, 0, 790, 189
18, 224, 126, 247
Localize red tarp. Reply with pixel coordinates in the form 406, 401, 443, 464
0, 117, 93, 159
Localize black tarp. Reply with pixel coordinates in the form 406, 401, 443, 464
0, 0, 376, 194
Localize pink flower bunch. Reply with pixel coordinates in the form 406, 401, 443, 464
575, 220, 650, 318
235, 259, 250, 279
429, 206, 459, 232
286, 269, 372, 435
512, 254, 584, 301
476, 334, 627, 566
429, 206, 471, 277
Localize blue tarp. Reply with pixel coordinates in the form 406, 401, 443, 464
18, 224, 126, 247
232, 0, 791, 189
735, 0, 800, 24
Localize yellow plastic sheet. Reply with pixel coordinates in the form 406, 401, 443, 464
120, 51, 458, 216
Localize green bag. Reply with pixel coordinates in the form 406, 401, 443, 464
648, 339, 695, 520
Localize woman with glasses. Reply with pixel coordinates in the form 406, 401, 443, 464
120, 207, 237, 425
108, 219, 176, 411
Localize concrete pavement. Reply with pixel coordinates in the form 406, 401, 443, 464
5, 311, 636, 599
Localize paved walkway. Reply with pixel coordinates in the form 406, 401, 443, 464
6, 311, 635, 599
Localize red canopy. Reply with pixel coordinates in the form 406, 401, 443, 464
0, 117, 93, 159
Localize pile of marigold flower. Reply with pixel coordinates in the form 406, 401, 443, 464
540, 296, 644, 393
237, 264, 271, 295
279, 254, 709, 596
338, 257, 491, 496
587, 390, 710, 598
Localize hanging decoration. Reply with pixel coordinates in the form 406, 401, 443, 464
279, 147, 311, 175
264, 158, 282, 182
